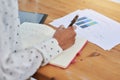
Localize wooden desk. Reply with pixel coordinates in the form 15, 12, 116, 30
19, 0, 120, 80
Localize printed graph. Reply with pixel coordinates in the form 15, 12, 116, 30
75, 17, 98, 28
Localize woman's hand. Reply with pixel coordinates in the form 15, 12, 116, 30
53, 25, 76, 50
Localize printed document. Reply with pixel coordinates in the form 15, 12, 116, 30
50, 9, 120, 50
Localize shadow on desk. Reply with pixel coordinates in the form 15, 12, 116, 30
33, 73, 55, 80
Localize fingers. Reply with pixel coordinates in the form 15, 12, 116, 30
68, 26, 77, 30
69, 26, 77, 36
57, 25, 77, 30
58, 25, 65, 30
73, 26, 77, 30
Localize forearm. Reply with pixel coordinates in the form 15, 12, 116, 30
0, 47, 43, 80
0, 38, 63, 80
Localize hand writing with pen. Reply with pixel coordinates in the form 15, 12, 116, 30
53, 15, 79, 50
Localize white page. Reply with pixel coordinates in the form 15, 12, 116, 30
49, 36, 87, 68
49, 9, 120, 50
110, 0, 120, 3
49, 10, 83, 28
76, 9, 120, 50
19, 22, 55, 48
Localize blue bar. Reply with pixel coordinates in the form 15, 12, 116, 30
76, 21, 85, 25
77, 17, 87, 21
84, 19, 92, 22
76, 19, 92, 25
80, 21, 97, 28
80, 25, 88, 28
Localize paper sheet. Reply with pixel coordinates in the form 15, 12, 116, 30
110, 0, 120, 3
49, 9, 120, 50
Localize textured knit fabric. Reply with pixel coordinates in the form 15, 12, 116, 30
0, 0, 63, 80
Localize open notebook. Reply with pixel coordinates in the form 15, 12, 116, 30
19, 22, 87, 68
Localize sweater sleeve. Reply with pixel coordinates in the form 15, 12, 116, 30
0, 38, 63, 80
0, 0, 63, 80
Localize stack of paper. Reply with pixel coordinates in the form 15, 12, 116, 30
50, 9, 120, 50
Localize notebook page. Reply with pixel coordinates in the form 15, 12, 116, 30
49, 36, 87, 68
19, 22, 55, 48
